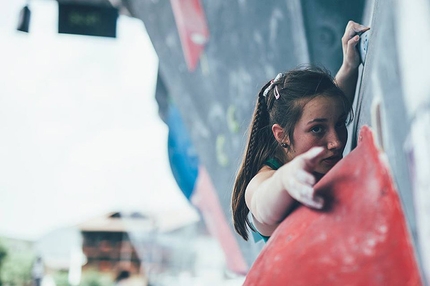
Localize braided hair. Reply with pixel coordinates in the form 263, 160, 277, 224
231, 65, 352, 241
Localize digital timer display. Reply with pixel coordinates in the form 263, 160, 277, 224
58, 3, 118, 38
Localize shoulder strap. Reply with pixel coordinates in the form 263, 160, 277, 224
265, 157, 282, 170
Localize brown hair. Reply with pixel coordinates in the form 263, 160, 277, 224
231, 65, 352, 240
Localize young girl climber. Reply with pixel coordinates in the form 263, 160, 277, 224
231, 21, 370, 242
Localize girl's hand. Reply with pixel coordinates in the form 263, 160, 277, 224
341, 21, 370, 69
280, 147, 325, 209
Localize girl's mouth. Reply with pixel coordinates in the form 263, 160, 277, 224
322, 155, 342, 166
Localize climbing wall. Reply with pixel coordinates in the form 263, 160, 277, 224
350, 0, 430, 282
122, 0, 364, 269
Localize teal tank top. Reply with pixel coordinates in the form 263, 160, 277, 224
265, 157, 283, 170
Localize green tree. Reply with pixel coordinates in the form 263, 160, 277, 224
0, 240, 8, 286
0, 244, 33, 286
80, 270, 114, 286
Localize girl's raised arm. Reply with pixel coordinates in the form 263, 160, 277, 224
335, 21, 370, 104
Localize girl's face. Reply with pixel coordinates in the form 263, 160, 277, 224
288, 95, 348, 174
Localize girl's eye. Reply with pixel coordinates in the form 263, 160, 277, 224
336, 120, 347, 128
311, 126, 324, 134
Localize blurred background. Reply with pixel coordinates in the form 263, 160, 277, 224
1, 0, 430, 285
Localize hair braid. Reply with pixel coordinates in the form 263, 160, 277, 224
244, 94, 267, 178
232, 82, 271, 240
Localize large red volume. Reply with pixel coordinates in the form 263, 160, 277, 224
244, 125, 422, 286
170, 0, 209, 72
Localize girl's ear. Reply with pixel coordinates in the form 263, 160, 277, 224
272, 124, 290, 145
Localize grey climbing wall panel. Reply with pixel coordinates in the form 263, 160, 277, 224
122, 0, 365, 268
353, 0, 430, 282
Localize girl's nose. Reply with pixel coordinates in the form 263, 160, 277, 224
327, 131, 342, 150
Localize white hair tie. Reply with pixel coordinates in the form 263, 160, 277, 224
263, 73, 283, 99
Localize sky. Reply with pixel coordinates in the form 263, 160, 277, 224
0, 0, 198, 241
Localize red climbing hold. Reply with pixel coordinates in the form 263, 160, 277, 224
244, 125, 422, 286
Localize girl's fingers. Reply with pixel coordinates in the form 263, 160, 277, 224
348, 20, 369, 32
347, 35, 360, 57
291, 181, 324, 209
300, 193, 324, 209
349, 35, 360, 46
344, 21, 370, 42
300, 146, 325, 166
309, 195, 324, 209
344, 33, 361, 68
284, 147, 326, 209
295, 169, 316, 186
356, 27, 370, 35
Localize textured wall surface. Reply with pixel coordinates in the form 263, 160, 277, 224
121, 0, 366, 269
121, 0, 429, 281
